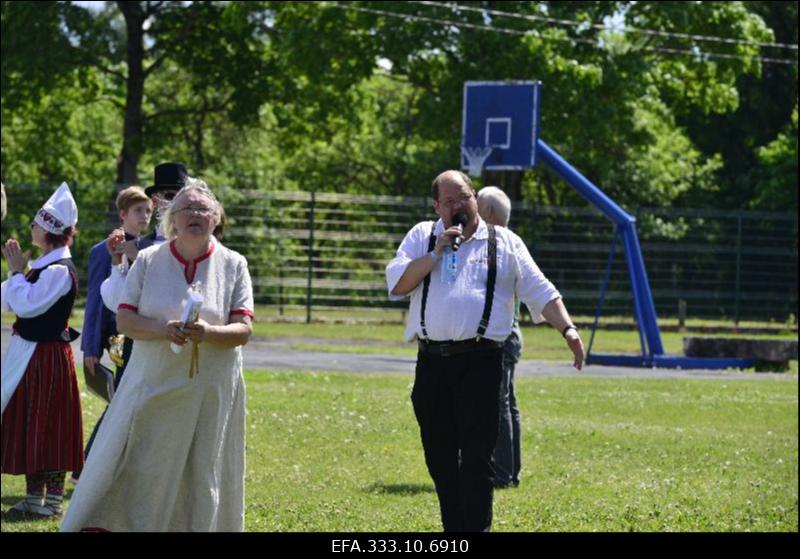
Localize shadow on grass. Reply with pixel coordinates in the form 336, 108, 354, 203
363, 482, 434, 496
1, 509, 39, 524
1, 496, 22, 507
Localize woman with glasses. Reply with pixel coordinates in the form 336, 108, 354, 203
61, 179, 255, 532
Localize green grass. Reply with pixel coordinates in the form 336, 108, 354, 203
2, 368, 797, 532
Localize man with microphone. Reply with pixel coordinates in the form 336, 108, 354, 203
386, 170, 584, 532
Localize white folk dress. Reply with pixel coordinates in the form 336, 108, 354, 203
60, 238, 254, 532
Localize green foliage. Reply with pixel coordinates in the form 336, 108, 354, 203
750, 107, 799, 210
0, 1, 797, 212
1, 78, 118, 188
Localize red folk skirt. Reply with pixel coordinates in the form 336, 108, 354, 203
1, 340, 84, 475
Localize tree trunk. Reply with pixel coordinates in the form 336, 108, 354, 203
115, 1, 147, 188
193, 106, 206, 172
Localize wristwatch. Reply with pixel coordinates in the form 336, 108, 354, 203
562, 324, 578, 338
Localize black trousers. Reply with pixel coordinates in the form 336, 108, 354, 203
411, 347, 504, 532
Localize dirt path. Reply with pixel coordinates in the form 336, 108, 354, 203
2, 325, 794, 381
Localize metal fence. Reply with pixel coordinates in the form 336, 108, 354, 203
2, 184, 797, 324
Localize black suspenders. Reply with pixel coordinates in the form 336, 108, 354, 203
477, 224, 497, 339
419, 222, 497, 341
419, 222, 437, 340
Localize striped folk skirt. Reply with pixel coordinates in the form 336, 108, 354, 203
1, 341, 84, 475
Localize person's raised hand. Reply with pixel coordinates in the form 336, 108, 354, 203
2, 238, 30, 274
434, 226, 464, 255
105, 229, 126, 265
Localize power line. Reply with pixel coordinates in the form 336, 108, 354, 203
330, 3, 798, 66
412, 1, 799, 52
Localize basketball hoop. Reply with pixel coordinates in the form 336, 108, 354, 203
462, 146, 493, 177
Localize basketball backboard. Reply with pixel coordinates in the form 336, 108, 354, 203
461, 81, 541, 175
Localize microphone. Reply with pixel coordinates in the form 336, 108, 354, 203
451, 212, 468, 251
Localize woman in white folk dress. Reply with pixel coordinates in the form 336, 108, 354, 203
60, 179, 254, 532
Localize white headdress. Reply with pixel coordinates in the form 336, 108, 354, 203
34, 182, 78, 234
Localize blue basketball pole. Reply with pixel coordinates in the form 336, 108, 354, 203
535, 139, 753, 370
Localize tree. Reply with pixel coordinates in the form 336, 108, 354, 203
750, 106, 798, 211
2, 1, 795, 213
672, 0, 798, 208
323, 1, 778, 208
2, 1, 276, 186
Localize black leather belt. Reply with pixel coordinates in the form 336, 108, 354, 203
418, 338, 503, 357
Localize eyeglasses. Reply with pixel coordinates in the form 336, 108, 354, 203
438, 193, 474, 208
176, 206, 214, 216
161, 191, 178, 201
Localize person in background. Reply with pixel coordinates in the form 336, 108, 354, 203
99, 162, 188, 312
75, 187, 153, 481
213, 205, 227, 241
1, 182, 83, 519
143, 161, 189, 244
477, 186, 522, 489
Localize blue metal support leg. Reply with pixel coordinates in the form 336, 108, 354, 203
536, 138, 752, 370
586, 227, 621, 359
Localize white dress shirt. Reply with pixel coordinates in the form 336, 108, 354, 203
100, 227, 168, 312
100, 259, 129, 313
386, 218, 560, 343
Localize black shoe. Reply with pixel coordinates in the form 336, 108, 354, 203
4, 502, 61, 520
493, 480, 513, 489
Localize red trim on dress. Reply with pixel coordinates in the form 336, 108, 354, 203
170, 240, 215, 284
118, 304, 139, 313
230, 309, 255, 318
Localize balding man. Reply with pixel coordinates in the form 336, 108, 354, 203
386, 171, 584, 532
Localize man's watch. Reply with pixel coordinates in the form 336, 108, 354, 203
428, 250, 442, 263
562, 324, 578, 338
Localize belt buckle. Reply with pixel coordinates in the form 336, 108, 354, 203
439, 342, 453, 357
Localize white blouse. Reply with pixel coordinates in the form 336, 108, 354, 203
1, 246, 73, 317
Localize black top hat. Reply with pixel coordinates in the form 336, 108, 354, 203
145, 162, 190, 196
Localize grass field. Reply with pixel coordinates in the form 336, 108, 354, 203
1, 368, 797, 532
